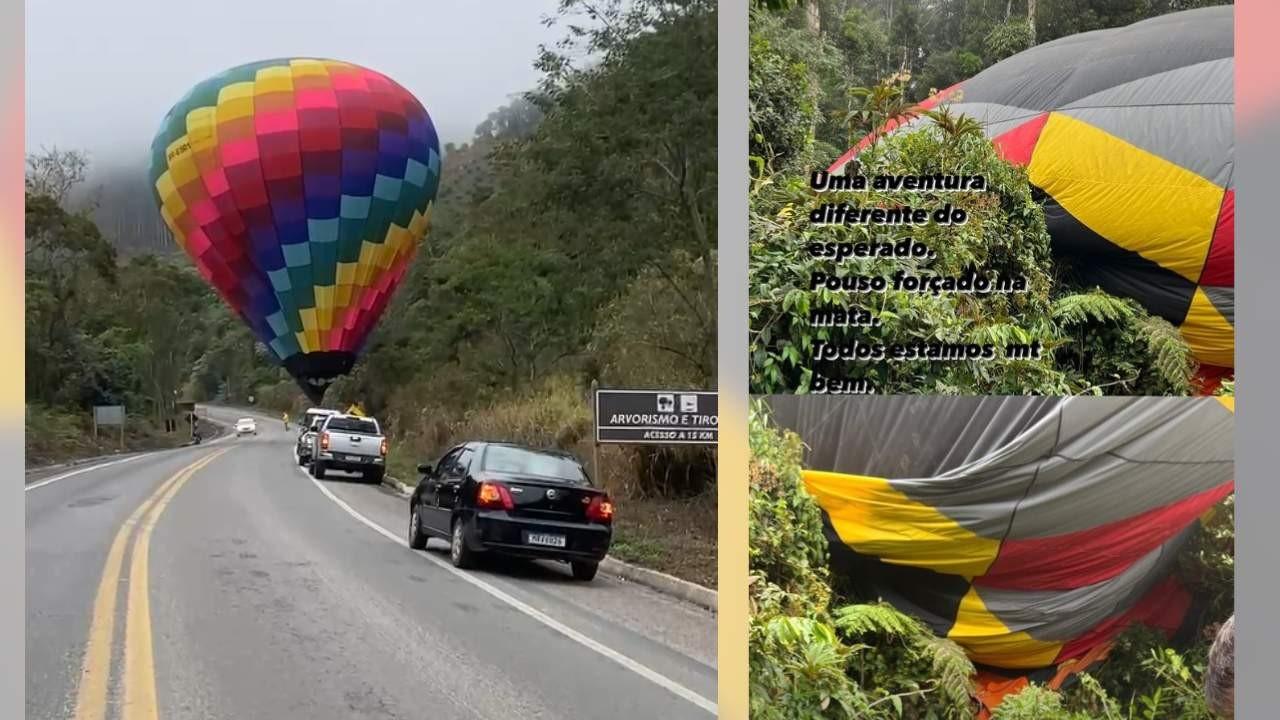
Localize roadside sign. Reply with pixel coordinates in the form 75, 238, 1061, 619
92, 404, 125, 447
594, 389, 718, 445
93, 405, 125, 425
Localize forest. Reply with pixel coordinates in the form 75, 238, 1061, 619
25, 0, 717, 586
748, 0, 1234, 396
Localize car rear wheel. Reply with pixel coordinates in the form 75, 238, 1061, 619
296, 451, 307, 467
310, 459, 326, 480
408, 509, 427, 550
571, 561, 599, 582
450, 518, 475, 569
364, 468, 385, 484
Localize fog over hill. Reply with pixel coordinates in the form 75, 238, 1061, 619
68, 162, 173, 256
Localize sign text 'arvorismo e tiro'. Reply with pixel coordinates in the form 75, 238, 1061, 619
594, 389, 718, 445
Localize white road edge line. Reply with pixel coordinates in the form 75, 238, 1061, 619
296, 465, 717, 715
25, 430, 233, 493
25, 455, 147, 492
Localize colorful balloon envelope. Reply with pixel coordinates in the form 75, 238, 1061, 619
831, 6, 1234, 377
766, 395, 1234, 673
150, 58, 441, 401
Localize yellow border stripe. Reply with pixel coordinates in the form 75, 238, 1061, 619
803, 469, 1001, 578
1180, 288, 1235, 368
948, 586, 1064, 669
71, 450, 227, 720
1029, 113, 1222, 283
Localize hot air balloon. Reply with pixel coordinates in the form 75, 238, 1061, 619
150, 58, 441, 401
765, 394, 1233, 709
831, 6, 1234, 380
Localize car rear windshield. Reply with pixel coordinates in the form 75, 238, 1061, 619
481, 446, 588, 484
326, 417, 379, 434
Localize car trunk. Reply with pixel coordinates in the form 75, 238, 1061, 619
486, 473, 603, 522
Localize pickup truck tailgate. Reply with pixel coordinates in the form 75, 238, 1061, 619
322, 417, 382, 457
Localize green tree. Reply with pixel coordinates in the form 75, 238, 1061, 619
25, 179, 119, 407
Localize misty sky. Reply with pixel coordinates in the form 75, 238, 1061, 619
26, 0, 567, 166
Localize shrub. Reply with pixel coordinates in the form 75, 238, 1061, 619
751, 108, 1069, 395
749, 399, 832, 619
992, 684, 1088, 720
749, 95, 1197, 396
750, 13, 822, 170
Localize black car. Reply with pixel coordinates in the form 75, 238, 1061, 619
407, 442, 613, 581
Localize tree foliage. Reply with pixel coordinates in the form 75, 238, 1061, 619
25, 149, 279, 423
752, 0, 1232, 134
748, 0, 1212, 395
751, 102, 1196, 395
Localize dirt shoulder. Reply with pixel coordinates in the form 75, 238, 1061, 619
608, 493, 717, 589
25, 410, 225, 469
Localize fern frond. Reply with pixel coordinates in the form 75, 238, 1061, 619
1135, 314, 1195, 387
914, 634, 977, 711
1051, 290, 1138, 326
833, 602, 925, 639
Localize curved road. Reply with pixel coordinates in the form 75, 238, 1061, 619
27, 406, 716, 720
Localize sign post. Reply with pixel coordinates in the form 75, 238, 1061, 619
176, 401, 197, 441
92, 405, 126, 448
594, 389, 718, 445
590, 380, 601, 483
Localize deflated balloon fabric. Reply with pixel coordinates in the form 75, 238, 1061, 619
765, 394, 1234, 671
830, 6, 1234, 375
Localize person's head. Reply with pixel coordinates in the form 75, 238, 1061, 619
1205, 615, 1234, 718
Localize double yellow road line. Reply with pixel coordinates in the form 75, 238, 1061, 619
72, 449, 228, 720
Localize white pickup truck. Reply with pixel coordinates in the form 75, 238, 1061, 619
294, 407, 338, 466
308, 413, 387, 483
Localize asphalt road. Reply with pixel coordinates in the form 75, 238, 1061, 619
26, 405, 717, 720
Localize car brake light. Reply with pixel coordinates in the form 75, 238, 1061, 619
586, 494, 614, 523
320, 432, 330, 451
380, 438, 388, 456
476, 481, 515, 511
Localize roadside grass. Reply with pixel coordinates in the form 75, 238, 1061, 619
610, 492, 717, 589
25, 403, 193, 468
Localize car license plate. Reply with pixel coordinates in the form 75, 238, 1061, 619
526, 532, 566, 548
